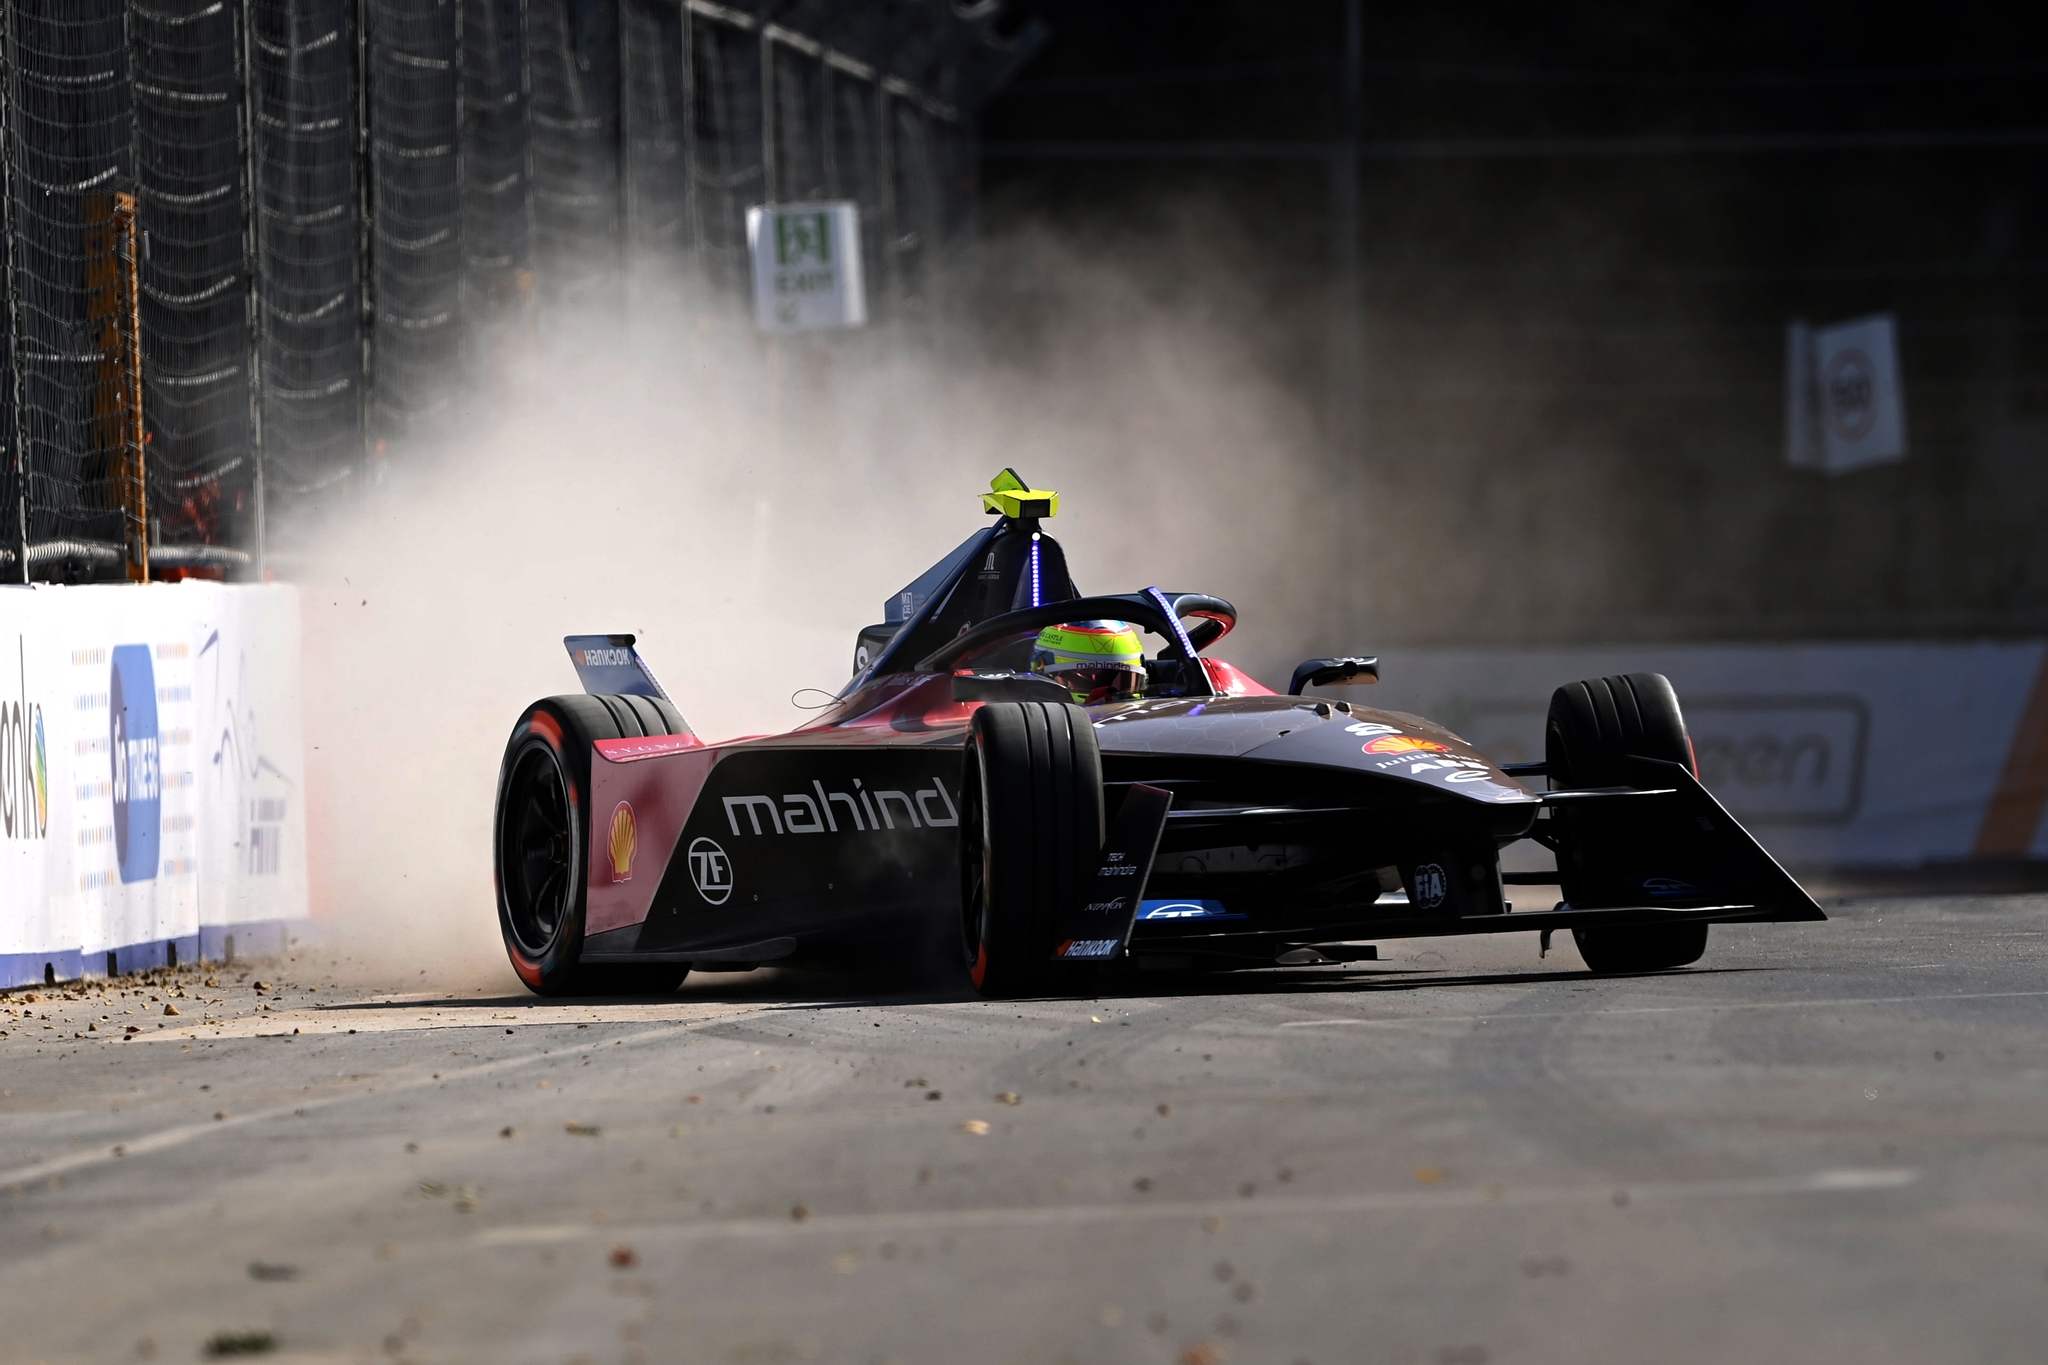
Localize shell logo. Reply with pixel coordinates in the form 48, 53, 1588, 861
1364, 735, 1449, 755
608, 801, 637, 882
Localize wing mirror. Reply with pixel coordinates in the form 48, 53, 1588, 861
1288, 656, 1379, 695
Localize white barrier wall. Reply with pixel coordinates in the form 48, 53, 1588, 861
1366, 642, 2048, 870
0, 582, 308, 987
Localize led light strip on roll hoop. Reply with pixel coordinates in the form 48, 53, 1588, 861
1145, 586, 1201, 666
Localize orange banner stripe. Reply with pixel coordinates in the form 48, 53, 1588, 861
1975, 647, 2048, 857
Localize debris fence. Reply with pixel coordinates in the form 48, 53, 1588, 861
0, 0, 1038, 580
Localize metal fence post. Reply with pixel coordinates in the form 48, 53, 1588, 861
759, 17, 776, 204
616, 0, 633, 317
356, 0, 376, 473
679, 2, 699, 267
0, 0, 24, 582
236, 0, 267, 579
1325, 0, 1364, 468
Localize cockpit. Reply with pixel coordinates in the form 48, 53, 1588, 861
843, 469, 1243, 707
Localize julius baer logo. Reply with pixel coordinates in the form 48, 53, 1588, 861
2, 639, 48, 841
688, 776, 959, 905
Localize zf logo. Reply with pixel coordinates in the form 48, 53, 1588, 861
688, 837, 733, 905
1412, 863, 1448, 910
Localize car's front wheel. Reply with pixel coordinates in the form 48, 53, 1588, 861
959, 701, 1104, 998
1570, 922, 1709, 973
1546, 672, 1712, 974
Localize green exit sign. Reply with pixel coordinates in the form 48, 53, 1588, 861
747, 202, 866, 332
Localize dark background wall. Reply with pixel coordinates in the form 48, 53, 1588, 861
979, 2, 2048, 645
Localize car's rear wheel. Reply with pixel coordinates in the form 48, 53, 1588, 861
1547, 673, 1712, 973
960, 701, 1104, 998
495, 694, 691, 997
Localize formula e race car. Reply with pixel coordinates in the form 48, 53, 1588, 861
494, 470, 1824, 997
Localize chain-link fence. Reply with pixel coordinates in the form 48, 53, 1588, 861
245, 0, 361, 523
2, 0, 141, 579
0, 0, 1041, 581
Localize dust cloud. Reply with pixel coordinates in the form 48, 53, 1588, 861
293, 226, 1340, 986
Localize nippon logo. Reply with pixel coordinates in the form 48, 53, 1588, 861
722, 778, 959, 837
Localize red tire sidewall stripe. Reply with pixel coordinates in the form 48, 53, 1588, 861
503, 709, 574, 987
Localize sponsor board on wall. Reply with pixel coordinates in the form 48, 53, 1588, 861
0, 583, 308, 987
1785, 312, 1908, 475
1366, 642, 2048, 869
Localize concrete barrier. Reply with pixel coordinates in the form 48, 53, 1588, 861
1365, 641, 2048, 871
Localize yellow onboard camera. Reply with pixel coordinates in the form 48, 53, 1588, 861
980, 467, 1059, 519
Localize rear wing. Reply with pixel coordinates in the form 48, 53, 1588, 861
563, 634, 669, 700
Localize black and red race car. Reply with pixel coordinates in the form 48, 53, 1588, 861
494, 470, 1824, 997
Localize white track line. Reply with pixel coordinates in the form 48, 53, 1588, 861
1279, 989, 2048, 1029
0, 1022, 700, 1191
473, 1167, 1920, 1248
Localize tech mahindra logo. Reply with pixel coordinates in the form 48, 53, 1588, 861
2, 638, 47, 841
722, 778, 959, 836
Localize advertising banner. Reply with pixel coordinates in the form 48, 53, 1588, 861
0, 582, 307, 988
1367, 641, 2048, 871
1785, 312, 1908, 474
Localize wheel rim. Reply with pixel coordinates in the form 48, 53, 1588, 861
504, 740, 575, 958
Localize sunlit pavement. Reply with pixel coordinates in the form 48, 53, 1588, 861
2, 896, 2045, 1364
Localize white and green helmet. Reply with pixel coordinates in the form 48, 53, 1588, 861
1031, 620, 1145, 703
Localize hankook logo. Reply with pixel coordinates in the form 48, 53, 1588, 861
688, 837, 733, 905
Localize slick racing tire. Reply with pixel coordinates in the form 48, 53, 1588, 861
495, 693, 691, 998
960, 701, 1105, 999
1544, 671, 1695, 787
1571, 922, 1709, 974
1547, 672, 1709, 973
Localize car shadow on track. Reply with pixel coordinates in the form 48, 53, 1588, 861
1089, 964, 1767, 1001
326, 959, 1770, 1015
722, 962, 1772, 1014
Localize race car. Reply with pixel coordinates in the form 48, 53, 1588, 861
494, 469, 1824, 997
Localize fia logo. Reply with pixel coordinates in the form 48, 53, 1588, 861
688, 837, 733, 905
1412, 862, 1448, 910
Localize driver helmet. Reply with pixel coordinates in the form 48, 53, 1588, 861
1032, 620, 1145, 704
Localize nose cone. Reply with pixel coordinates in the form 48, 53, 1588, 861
1245, 706, 1540, 805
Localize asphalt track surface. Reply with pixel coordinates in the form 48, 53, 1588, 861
2, 894, 2045, 1364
